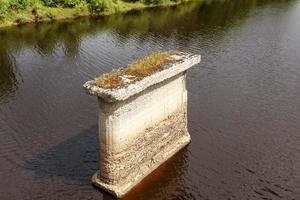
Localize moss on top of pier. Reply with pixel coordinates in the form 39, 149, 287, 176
96, 52, 173, 89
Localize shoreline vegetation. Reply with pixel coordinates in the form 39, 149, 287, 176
0, 0, 191, 28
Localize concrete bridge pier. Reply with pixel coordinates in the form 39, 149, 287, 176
83, 52, 201, 197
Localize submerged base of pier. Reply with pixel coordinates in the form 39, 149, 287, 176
92, 105, 191, 197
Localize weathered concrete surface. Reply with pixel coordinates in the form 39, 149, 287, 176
92, 105, 190, 197
83, 52, 201, 198
83, 53, 201, 102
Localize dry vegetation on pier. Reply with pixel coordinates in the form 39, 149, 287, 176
96, 52, 173, 89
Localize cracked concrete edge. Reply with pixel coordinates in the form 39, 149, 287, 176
83, 52, 201, 103
91, 134, 191, 198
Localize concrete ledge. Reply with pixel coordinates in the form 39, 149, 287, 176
83, 52, 201, 102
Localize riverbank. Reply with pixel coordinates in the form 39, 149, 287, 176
0, 0, 191, 28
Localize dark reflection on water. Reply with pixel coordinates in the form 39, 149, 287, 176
1, 0, 300, 199
0, 49, 18, 101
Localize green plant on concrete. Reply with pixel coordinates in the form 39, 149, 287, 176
96, 52, 172, 89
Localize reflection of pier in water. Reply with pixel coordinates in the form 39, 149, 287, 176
23, 124, 189, 199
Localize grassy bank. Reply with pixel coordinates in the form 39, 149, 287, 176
0, 0, 191, 28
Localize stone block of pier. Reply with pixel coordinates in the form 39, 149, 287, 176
83, 52, 201, 198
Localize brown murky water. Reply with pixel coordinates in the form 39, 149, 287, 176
0, 0, 300, 199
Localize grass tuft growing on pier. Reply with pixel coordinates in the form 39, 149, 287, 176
96, 52, 172, 89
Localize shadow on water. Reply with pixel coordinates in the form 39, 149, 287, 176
23, 125, 99, 185
22, 123, 189, 181
23, 123, 190, 199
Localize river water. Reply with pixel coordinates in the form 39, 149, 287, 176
0, 0, 300, 199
